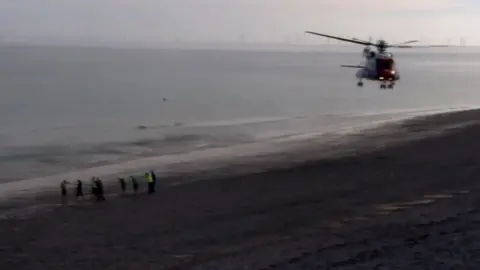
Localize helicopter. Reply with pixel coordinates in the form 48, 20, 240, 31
305, 31, 449, 89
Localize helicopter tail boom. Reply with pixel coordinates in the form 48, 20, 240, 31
340, 65, 365, 68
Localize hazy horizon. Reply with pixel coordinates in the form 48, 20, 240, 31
1, 0, 479, 47
2, 41, 479, 54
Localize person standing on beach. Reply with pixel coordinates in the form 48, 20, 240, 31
150, 170, 157, 185
146, 172, 155, 194
150, 170, 157, 189
95, 178, 106, 201
60, 180, 69, 203
131, 176, 139, 194
76, 179, 84, 200
91, 177, 98, 198
118, 178, 127, 195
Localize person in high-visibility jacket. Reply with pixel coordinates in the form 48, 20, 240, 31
146, 172, 155, 194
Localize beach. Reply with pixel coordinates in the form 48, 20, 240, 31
1, 108, 480, 269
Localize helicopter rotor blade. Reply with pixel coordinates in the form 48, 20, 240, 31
389, 40, 419, 46
390, 44, 451, 48
305, 31, 454, 49
352, 37, 371, 44
305, 31, 372, 46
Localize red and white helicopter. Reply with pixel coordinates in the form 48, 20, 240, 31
305, 31, 449, 89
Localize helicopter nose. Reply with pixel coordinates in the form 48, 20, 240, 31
378, 69, 396, 80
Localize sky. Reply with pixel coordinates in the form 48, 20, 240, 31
0, 0, 478, 46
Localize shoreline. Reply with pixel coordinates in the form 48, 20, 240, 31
3, 108, 480, 268
0, 107, 475, 205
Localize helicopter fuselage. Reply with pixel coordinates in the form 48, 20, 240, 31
356, 51, 400, 82
346, 50, 399, 89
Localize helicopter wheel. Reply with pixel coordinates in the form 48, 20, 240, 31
380, 84, 386, 89
357, 81, 363, 87
387, 83, 394, 89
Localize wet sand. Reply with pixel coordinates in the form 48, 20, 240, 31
2, 109, 480, 269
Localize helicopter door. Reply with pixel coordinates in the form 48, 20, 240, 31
376, 58, 394, 71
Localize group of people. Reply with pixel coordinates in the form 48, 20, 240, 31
60, 170, 157, 203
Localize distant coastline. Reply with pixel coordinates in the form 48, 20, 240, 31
0, 41, 477, 53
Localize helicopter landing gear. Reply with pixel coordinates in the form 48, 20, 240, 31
380, 82, 394, 89
357, 81, 363, 87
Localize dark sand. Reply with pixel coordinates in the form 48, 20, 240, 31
2, 109, 480, 269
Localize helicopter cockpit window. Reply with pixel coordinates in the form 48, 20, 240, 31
376, 58, 394, 70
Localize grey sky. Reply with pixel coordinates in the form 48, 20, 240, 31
0, 0, 475, 45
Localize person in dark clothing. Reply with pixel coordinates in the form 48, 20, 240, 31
150, 170, 157, 184
131, 176, 139, 194
118, 178, 126, 194
91, 178, 98, 198
60, 180, 69, 203
95, 178, 105, 201
76, 179, 84, 199
150, 170, 157, 193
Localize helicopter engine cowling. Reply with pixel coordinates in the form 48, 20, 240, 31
362, 47, 369, 57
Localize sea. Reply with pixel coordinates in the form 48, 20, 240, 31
1, 44, 480, 188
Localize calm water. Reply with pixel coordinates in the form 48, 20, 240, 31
1, 45, 480, 183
